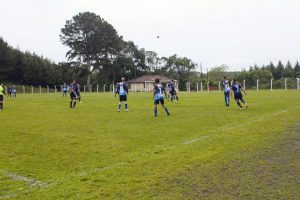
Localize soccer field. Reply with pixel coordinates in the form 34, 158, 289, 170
0, 91, 299, 199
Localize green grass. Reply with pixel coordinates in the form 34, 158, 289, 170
0, 91, 299, 199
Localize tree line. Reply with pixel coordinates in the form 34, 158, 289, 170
1, 11, 300, 90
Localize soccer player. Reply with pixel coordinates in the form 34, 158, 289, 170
231, 79, 248, 109
7, 86, 12, 98
0, 82, 6, 110
115, 77, 129, 112
153, 78, 170, 117
12, 85, 16, 98
222, 76, 231, 106
75, 83, 81, 103
69, 80, 77, 109
167, 80, 178, 102
62, 83, 67, 97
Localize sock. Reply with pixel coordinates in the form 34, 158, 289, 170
176, 96, 179, 101
118, 103, 121, 110
0, 103, 3, 109
70, 101, 73, 108
154, 108, 157, 116
73, 102, 76, 108
164, 107, 169, 115
237, 102, 242, 108
125, 103, 128, 110
78, 98, 81, 102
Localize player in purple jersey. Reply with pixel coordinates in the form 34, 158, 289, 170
231, 79, 248, 109
153, 78, 170, 117
222, 76, 231, 106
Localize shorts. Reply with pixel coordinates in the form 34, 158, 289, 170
0, 95, 3, 101
170, 91, 176, 96
154, 97, 164, 105
234, 93, 243, 102
224, 91, 230, 97
63, 90, 67, 94
70, 93, 76, 100
119, 95, 127, 102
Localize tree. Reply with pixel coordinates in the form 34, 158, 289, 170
208, 64, 229, 81
283, 61, 294, 78
274, 61, 284, 80
294, 61, 300, 78
60, 12, 122, 89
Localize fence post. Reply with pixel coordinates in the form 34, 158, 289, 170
207, 81, 210, 92
97, 84, 99, 93
243, 80, 246, 89
90, 85, 92, 92
297, 78, 300, 90
257, 79, 259, 91
271, 79, 273, 91
31, 86, 33, 94
84, 85, 86, 93
23, 85, 25, 94
54, 85, 57, 93
196, 82, 199, 92
103, 84, 106, 93
218, 81, 221, 92
39, 85, 41, 94
4, 86, 7, 93
47, 85, 49, 93
200, 81, 203, 92
285, 78, 287, 90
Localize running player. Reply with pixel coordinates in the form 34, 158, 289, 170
153, 78, 170, 117
222, 76, 231, 106
115, 77, 129, 112
7, 86, 12, 98
0, 82, 5, 110
62, 83, 67, 97
231, 79, 248, 109
69, 80, 77, 109
167, 80, 178, 102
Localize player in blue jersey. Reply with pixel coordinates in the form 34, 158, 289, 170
7, 86, 12, 98
115, 77, 129, 112
69, 80, 77, 108
222, 76, 231, 106
12, 85, 16, 98
153, 78, 170, 117
62, 83, 67, 97
75, 83, 81, 103
231, 79, 248, 109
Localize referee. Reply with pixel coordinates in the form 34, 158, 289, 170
0, 82, 6, 110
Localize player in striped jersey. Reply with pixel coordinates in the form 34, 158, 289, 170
115, 77, 129, 112
153, 78, 170, 117
222, 76, 231, 106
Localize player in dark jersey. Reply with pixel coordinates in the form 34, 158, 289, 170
231, 79, 248, 109
75, 83, 81, 103
153, 78, 170, 117
69, 80, 77, 109
115, 77, 129, 112
167, 80, 178, 102
7, 86, 12, 98
222, 76, 231, 106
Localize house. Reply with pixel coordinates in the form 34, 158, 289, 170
127, 75, 178, 92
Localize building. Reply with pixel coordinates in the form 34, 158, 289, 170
127, 75, 178, 92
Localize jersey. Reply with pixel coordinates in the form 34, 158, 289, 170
63, 84, 67, 92
232, 84, 242, 95
12, 87, 16, 93
116, 82, 128, 96
154, 83, 165, 100
168, 83, 175, 92
223, 80, 231, 92
75, 85, 80, 95
0, 86, 4, 95
69, 83, 76, 94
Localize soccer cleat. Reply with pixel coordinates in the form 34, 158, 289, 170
73, 107, 77, 109
125, 109, 128, 112
239, 107, 244, 110
167, 113, 170, 116
118, 109, 121, 112
245, 103, 248, 108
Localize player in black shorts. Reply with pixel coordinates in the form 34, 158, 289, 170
69, 80, 77, 108
231, 79, 248, 109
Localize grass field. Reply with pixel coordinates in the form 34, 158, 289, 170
0, 91, 299, 199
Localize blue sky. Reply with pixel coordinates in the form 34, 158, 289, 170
1, 0, 300, 71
